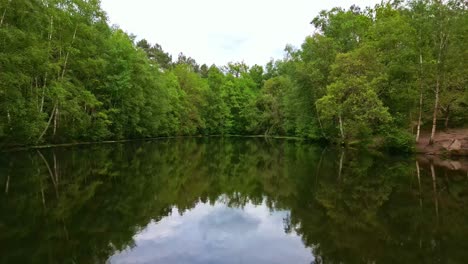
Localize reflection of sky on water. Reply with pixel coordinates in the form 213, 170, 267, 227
109, 200, 313, 264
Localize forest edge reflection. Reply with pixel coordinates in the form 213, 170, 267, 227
0, 138, 467, 264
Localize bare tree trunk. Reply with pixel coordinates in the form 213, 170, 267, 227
48, 15, 53, 43
30, 78, 34, 97
37, 103, 57, 143
35, 77, 39, 111
45, 25, 77, 140
315, 104, 326, 138
0, 5, 7, 27
40, 16, 53, 113
338, 113, 344, 143
430, 8, 449, 144
40, 75, 46, 113
429, 75, 440, 145
61, 26, 78, 79
416, 53, 424, 143
265, 123, 275, 137
53, 106, 59, 137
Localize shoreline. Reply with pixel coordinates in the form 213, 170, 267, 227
0, 135, 312, 152
3, 133, 468, 173
2, 130, 468, 158
416, 129, 468, 157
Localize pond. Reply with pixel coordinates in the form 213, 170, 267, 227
1, 138, 467, 263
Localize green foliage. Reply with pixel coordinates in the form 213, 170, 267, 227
382, 128, 415, 153
316, 48, 392, 141
0, 0, 466, 150
311, 5, 372, 52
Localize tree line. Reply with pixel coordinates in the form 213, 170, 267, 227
0, 0, 466, 150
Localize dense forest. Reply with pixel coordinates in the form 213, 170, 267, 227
0, 0, 466, 150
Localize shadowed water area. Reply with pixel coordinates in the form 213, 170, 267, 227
1, 138, 467, 264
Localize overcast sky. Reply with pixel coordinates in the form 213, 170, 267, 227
100, 0, 382, 66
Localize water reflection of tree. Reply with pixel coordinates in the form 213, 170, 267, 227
291, 153, 468, 264
0, 139, 467, 263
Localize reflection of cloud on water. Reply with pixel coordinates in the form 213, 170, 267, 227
199, 206, 261, 235
109, 201, 313, 264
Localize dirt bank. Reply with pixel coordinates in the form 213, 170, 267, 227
416, 128, 468, 156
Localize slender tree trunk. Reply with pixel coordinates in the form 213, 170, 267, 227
430, 6, 448, 144
46, 25, 77, 140
416, 53, 424, 143
40, 73, 47, 113
35, 77, 39, 111
315, 104, 326, 138
61, 26, 78, 79
0, 6, 7, 27
338, 113, 345, 143
429, 75, 440, 145
30, 78, 34, 97
265, 123, 276, 137
48, 16, 53, 43
40, 16, 53, 114
37, 103, 57, 143
53, 106, 59, 137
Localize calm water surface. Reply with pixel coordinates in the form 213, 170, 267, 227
0, 138, 467, 264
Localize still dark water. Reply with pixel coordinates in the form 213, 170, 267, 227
1, 138, 467, 264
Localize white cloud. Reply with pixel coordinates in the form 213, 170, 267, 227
109, 201, 312, 264
101, 0, 382, 66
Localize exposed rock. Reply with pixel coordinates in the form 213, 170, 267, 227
442, 140, 452, 149
448, 139, 462, 151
